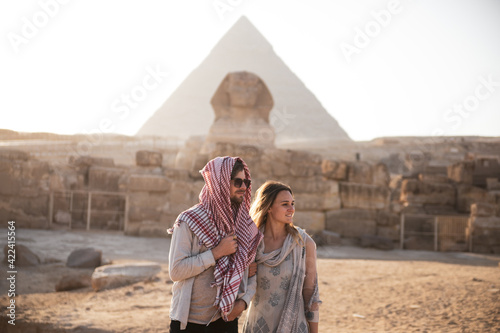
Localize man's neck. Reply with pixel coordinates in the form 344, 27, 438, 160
231, 202, 240, 220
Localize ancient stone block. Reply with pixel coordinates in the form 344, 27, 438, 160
55, 210, 71, 224
456, 185, 495, 213
55, 273, 92, 292
402, 214, 434, 234
3, 244, 40, 266
377, 211, 400, 227
314, 230, 341, 246
138, 221, 168, 238
288, 150, 322, 178
405, 151, 432, 175
327, 218, 376, 239
124, 221, 141, 236
11, 194, 49, 217
294, 193, 341, 211
0, 149, 29, 161
259, 148, 290, 178
470, 216, 500, 253
91, 262, 161, 291
321, 160, 348, 180
418, 173, 450, 184
66, 248, 102, 268
423, 205, 458, 215
168, 181, 193, 204
400, 179, 455, 207
89, 166, 124, 192
21, 160, 50, 187
360, 234, 394, 250
279, 177, 339, 195
136, 150, 163, 167
70, 156, 115, 169
373, 163, 390, 187
472, 158, 500, 188
486, 178, 500, 191
292, 211, 325, 233
471, 203, 497, 217
129, 206, 162, 222
190, 153, 209, 179
164, 168, 190, 181
448, 161, 474, 184
325, 209, 377, 238
403, 236, 434, 251
127, 174, 170, 192
0, 159, 20, 195
340, 183, 390, 210
377, 226, 400, 241
389, 188, 403, 213
327, 208, 377, 222
347, 162, 373, 184
471, 216, 500, 229
142, 192, 169, 206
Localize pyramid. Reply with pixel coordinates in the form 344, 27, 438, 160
137, 16, 351, 145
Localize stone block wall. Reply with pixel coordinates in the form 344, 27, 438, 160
322, 159, 396, 247
468, 203, 500, 254
2, 143, 499, 253
0, 150, 50, 228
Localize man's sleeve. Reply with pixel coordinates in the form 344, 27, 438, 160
168, 221, 216, 282
237, 268, 257, 309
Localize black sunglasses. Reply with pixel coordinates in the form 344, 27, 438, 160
232, 178, 251, 188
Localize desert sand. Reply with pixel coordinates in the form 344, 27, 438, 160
1, 228, 499, 333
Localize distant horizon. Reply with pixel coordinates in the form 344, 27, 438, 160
1, 127, 499, 144
1, 1, 499, 141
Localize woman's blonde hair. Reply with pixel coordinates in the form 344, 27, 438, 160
250, 180, 303, 245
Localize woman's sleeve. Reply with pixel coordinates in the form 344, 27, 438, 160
302, 235, 321, 326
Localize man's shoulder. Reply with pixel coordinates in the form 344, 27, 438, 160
177, 204, 208, 221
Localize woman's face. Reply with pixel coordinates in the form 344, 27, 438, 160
267, 190, 295, 225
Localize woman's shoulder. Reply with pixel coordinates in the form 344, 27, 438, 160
294, 226, 316, 248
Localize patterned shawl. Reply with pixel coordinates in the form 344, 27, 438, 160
255, 227, 321, 332
168, 156, 263, 320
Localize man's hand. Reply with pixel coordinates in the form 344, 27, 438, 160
212, 234, 238, 260
227, 299, 246, 321
248, 262, 257, 277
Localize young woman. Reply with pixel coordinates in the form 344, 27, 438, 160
242, 181, 321, 333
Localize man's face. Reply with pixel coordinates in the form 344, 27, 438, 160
230, 170, 249, 204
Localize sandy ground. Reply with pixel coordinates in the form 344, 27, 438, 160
1, 228, 499, 333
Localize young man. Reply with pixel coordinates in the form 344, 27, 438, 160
168, 156, 262, 332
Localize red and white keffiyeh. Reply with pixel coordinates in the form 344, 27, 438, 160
169, 156, 263, 320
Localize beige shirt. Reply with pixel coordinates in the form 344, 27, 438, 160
169, 221, 256, 330
189, 245, 218, 324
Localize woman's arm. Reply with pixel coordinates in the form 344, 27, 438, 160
303, 235, 320, 333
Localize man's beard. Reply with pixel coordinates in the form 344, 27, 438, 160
230, 195, 243, 205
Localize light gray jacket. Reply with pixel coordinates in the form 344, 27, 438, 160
168, 221, 256, 330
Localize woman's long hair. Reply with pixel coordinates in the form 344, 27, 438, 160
250, 180, 303, 245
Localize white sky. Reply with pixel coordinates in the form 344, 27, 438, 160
1, 0, 499, 141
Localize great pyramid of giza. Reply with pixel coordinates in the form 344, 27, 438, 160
137, 16, 351, 145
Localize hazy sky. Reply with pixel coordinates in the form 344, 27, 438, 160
1, 0, 499, 141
